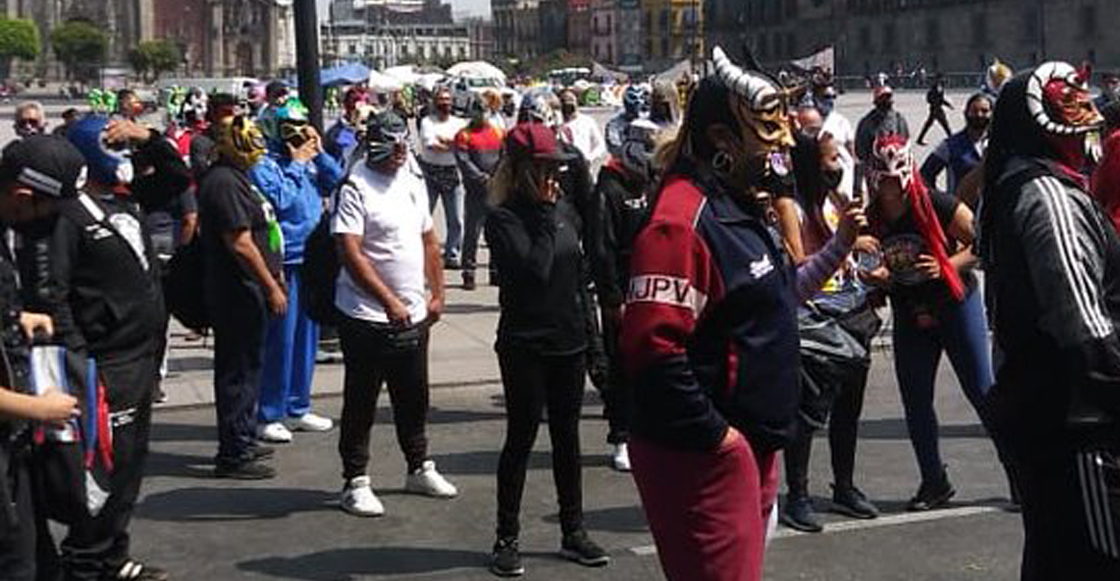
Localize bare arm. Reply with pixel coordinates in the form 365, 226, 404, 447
773, 197, 806, 264
0, 388, 78, 424
223, 229, 287, 315
947, 203, 978, 272
423, 229, 445, 323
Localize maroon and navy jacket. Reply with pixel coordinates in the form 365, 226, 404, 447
621, 173, 849, 452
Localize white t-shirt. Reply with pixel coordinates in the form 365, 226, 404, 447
418, 114, 466, 167
562, 113, 607, 166
331, 163, 434, 324
820, 111, 857, 200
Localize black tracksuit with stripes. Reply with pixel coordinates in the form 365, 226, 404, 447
982, 157, 1120, 580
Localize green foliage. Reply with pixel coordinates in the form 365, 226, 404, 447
0, 19, 39, 61
129, 40, 181, 82
51, 20, 107, 81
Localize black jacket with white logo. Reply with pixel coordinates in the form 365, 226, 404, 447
49, 194, 165, 366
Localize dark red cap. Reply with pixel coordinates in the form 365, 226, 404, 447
506, 122, 576, 163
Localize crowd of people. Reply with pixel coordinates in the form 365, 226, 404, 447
0, 46, 1117, 581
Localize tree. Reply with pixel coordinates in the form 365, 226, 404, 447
0, 18, 39, 80
51, 20, 107, 82
129, 40, 181, 82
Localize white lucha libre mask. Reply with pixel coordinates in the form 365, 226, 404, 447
868, 133, 914, 191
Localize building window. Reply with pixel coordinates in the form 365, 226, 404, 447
859, 26, 871, 52
925, 17, 940, 49
1081, 5, 1097, 36
971, 12, 987, 47
882, 22, 896, 52
786, 32, 795, 57
660, 9, 669, 32
661, 37, 669, 57
607, 14, 612, 32
646, 38, 653, 55
1021, 9, 1039, 44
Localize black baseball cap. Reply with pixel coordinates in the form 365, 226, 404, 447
0, 135, 87, 198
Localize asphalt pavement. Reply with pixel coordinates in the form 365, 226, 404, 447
15, 90, 1029, 579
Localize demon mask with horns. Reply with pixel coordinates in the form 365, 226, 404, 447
1027, 61, 1105, 167
671, 46, 802, 198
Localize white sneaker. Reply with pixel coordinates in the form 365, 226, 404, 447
257, 422, 293, 443
404, 460, 458, 498
611, 443, 631, 472
340, 476, 384, 517
288, 412, 334, 432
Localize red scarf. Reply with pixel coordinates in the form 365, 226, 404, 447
908, 171, 965, 301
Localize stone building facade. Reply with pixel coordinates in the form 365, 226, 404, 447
714, 0, 1120, 79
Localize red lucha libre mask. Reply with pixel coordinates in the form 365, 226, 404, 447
867, 133, 914, 191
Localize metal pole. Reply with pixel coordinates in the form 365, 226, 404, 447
293, 0, 324, 130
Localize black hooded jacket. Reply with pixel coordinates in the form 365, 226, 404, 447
981, 75, 1120, 446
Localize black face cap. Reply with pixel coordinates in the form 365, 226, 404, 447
0, 135, 87, 198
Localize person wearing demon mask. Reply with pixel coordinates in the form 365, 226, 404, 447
861, 132, 1005, 512
620, 47, 865, 581
980, 62, 1120, 580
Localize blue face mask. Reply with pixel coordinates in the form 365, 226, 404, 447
816, 96, 835, 117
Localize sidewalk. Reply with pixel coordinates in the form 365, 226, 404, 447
159, 279, 503, 410
159, 267, 896, 411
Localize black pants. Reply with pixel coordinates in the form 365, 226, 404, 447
1006, 438, 1120, 580
917, 107, 951, 143
337, 316, 430, 480
784, 365, 869, 498
208, 281, 268, 464
0, 446, 35, 581
600, 314, 632, 445
59, 354, 158, 581
496, 347, 586, 538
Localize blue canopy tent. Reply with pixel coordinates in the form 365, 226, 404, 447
287, 63, 371, 88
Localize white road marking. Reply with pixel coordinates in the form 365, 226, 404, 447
628, 505, 1007, 556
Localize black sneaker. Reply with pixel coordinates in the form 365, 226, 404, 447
463, 270, 477, 291
831, 484, 879, 520
907, 473, 956, 512
249, 446, 275, 462
489, 537, 524, 577
107, 560, 169, 580
214, 460, 276, 480
489, 269, 500, 287
780, 494, 823, 533
560, 530, 610, 567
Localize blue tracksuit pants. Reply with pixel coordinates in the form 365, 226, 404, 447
258, 265, 320, 423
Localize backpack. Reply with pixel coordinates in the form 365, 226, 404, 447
301, 211, 341, 324
164, 236, 209, 331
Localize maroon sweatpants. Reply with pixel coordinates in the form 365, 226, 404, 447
630, 432, 779, 581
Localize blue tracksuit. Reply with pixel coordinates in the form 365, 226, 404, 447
249, 152, 344, 423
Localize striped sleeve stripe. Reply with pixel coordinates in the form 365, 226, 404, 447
1035, 177, 1112, 338
1077, 451, 1120, 559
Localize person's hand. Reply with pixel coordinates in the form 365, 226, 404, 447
720, 426, 743, 450
836, 202, 869, 246
427, 295, 444, 324
853, 235, 880, 256
861, 265, 892, 288
915, 254, 942, 280
538, 175, 560, 204
267, 286, 289, 317
304, 126, 323, 154
18, 312, 53, 342
386, 296, 412, 327
104, 119, 151, 144
34, 391, 80, 426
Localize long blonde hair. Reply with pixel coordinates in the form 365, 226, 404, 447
488, 154, 551, 207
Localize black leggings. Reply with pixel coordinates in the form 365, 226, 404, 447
784, 365, 870, 498
496, 347, 586, 538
